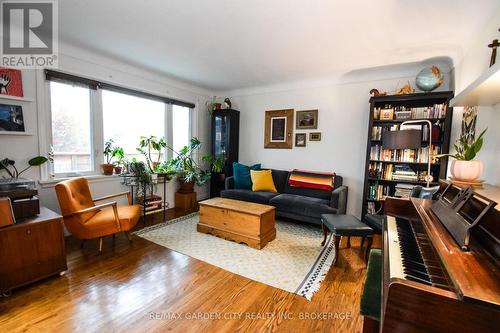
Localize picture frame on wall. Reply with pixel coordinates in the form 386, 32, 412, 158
0, 68, 23, 97
0, 103, 25, 133
296, 109, 318, 129
309, 132, 321, 141
264, 109, 293, 149
295, 133, 306, 147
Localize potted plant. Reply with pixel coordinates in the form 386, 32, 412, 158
126, 160, 154, 199
102, 139, 116, 175
205, 96, 221, 116
159, 137, 220, 193
112, 146, 126, 174
437, 128, 487, 181
0, 156, 48, 179
136, 135, 167, 173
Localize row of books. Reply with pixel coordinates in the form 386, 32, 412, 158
371, 126, 384, 141
367, 184, 391, 201
138, 194, 163, 212
370, 145, 440, 163
367, 202, 378, 214
373, 103, 447, 120
369, 162, 431, 182
366, 182, 417, 203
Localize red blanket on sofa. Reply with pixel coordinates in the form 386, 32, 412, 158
288, 169, 336, 191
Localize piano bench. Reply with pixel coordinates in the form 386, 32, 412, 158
320, 214, 374, 264
360, 249, 382, 332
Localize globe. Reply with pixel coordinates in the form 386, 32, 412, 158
415, 66, 444, 92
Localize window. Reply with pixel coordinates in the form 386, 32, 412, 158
172, 105, 191, 155
50, 81, 93, 174
103, 89, 165, 161
44, 70, 194, 178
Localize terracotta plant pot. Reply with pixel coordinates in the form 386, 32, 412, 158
178, 179, 195, 193
114, 166, 122, 175
450, 160, 483, 181
101, 164, 115, 175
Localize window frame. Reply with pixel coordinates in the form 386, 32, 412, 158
39, 69, 194, 180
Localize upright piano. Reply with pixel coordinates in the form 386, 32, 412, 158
380, 181, 500, 332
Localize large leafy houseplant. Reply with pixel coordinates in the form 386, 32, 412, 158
438, 128, 487, 161
127, 160, 154, 198
158, 137, 223, 189
0, 156, 48, 179
436, 128, 487, 181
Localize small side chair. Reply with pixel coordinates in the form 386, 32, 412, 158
55, 177, 141, 254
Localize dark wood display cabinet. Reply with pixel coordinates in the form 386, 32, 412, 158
210, 109, 240, 197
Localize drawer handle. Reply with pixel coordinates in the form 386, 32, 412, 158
26, 229, 31, 235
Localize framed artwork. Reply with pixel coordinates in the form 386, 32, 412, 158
295, 133, 306, 147
264, 109, 293, 149
461, 106, 477, 144
296, 109, 318, 129
0, 103, 25, 132
309, 132, 322, 141
0, 68, 23, 97
379, 108, 394, 120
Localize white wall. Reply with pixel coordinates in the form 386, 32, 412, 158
450, 9, 500, 186
226, 67, 452, 218
0, 42, 213, 214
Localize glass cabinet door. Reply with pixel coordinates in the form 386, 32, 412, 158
214, 114, 228, 158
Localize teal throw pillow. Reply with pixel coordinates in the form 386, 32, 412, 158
233, 162, 261, 189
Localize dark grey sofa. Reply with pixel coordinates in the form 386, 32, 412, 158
221, 169, 348, 225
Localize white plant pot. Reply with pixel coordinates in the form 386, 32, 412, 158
450, 160, 483, 181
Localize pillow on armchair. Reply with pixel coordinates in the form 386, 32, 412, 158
233, 162, 261, 189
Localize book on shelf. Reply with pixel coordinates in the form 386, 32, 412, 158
138, 194, 163, 210
144, 204, 162, 212
394, 183, 416, 198
373, 103, 447, 120
367, 202, 377, 214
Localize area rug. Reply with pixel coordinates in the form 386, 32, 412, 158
134, 213, 335, 300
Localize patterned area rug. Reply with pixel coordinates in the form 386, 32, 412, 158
134, 213, 335, 300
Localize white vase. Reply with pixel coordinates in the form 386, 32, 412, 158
450, 160, 483, 181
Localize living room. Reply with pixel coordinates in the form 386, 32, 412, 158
1, 1, 499, 332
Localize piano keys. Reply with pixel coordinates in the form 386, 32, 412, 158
378, 182, 500, 333
386, 216, 452, 290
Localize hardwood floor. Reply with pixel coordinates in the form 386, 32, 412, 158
0, 209, 380, 333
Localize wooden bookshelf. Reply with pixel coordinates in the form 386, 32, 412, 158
361, 91, 454, 218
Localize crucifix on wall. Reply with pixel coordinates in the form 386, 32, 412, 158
487, 29, 500, 67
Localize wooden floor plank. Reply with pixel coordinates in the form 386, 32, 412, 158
0, 209, 380, 332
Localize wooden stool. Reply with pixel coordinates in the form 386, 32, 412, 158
320, 214, 374, 264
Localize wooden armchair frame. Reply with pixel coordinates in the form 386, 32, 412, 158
62, 191, 134, 254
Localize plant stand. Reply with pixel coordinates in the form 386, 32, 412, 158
121, 173, 170, 224
175, 191, 197, 212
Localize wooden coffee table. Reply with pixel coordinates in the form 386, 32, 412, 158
197, 198, 276, 249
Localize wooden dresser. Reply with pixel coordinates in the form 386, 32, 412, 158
0, 207, 67, 294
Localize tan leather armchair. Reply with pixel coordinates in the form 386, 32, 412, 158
55, 177, 141, 254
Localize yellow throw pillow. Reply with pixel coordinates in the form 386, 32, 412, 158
250, 169, 277, 192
